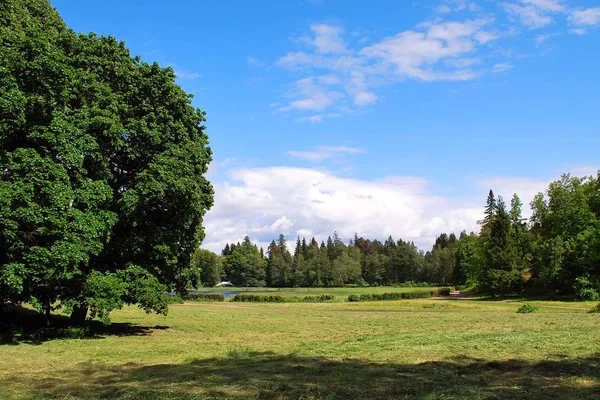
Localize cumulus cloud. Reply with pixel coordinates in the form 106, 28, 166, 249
201, 167, 484, 252
200, 162, 599, 253
569, 7, 600, 27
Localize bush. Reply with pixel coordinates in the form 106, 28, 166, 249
516, 304, 540, 313
302, 294, 336, 302
574, 276, 600, 301
346, 290, 436, 302
231, 294, 286, 303
185, 293, 225, 302
589, 304, 600, 313
434, 288, 452, 297
167, 295, 184, 304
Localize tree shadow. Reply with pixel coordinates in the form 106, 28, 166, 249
0, 305, 168, 345
4, 351, 599, 399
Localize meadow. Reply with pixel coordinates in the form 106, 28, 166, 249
194, 285, 442, 299
1, 294, 599, 400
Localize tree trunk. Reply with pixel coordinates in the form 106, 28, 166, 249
45, 299, 51, 326
70, 304, 88, 326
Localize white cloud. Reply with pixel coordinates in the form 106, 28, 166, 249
275, 19, 499, 117
201, 167, 483, 252
296, 115, 325, 123
435, 0, 480, 14
279, 77, 345, 112
501, 0, 567, 29
174, 69, 201, 79
436, 4, 453, 13
362, 19, 494, 81
492, 62, 513, 72
502, 3, 554, 28
535, 33, 552, 45
520, 0, 565, 12
247, 56, 265, 67
569, 7, 600, 27
287, 146, 366, 161
273, 2, 594, 120
353, 91, 377, 106
306, 24, 347, 54
201, 164, 600, 253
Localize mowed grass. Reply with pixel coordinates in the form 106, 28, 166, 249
1, 298, 600, 399
196, 285, 443, 299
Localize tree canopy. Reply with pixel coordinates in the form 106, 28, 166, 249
0, 0, 213, 323
208, 172, 600, 301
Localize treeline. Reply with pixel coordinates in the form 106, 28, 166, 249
193, 172, 600, 299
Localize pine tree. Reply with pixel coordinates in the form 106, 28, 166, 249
480, 189, 496, 236
294, 237, 302, 257
301, 237, 308, 257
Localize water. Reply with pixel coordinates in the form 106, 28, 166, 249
203, 291, 239, 299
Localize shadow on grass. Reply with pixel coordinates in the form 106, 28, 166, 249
0, 306, 168, 345
3, 351, 599, 399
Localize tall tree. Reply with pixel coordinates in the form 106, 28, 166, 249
0, 0, 214, 323
191, 249, 222, 287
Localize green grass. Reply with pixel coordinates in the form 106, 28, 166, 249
196, 285, 443, 300
1, 298, 600, 399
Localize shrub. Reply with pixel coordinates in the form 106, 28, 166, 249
167, 295, 184, 304
302, 294, 336, 302
574, 276, 600, 301
589, 304, 600, 313
185, 293, 225, 302
346, 290, 435, 302
434, 288, 452, 297
516, 304, 540, 314
231, 294, 286, 303
347, 294, 360, 302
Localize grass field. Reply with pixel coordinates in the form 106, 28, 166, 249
1, 296, 600, 399
194, 285, 443, 300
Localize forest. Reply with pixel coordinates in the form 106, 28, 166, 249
196, 172, 600, 299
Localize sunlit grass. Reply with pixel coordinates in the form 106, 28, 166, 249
1, 298, 599, 399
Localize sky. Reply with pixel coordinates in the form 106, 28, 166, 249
52, 0, 600, 252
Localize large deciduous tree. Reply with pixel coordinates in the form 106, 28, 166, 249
0, 0, 213, 323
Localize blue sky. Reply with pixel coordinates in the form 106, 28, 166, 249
52, 0, 600, 252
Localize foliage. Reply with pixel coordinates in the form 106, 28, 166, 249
223, 237, 266, 287
185, 293, 225, 302
0, 0, 213, 323
573, 276, 600, 301
166, 295, 184, 304
300, 294, 336, 302
516, 304, 540, 314
231, 294, 287, 303
589, 304, 600, 313
229, 293, 335, 303
191, 249, 223, 287
346, 290, 437, 302
60, 265, 170, 324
